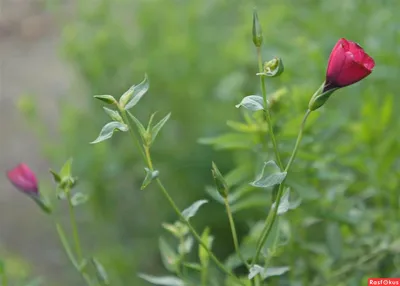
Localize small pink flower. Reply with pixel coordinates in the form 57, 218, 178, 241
324, 38, 375, 92
6, 163, 39, 196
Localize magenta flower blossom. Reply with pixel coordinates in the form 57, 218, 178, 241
6, 163, 39, 197
323, 38, 375, 92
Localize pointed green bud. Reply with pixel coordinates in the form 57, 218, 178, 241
252, 10, 263, 47
93, 95, 117, 105
211, 162, 229, 198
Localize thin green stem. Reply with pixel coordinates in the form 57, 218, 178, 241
66, 191, 83, 260
120, 109, 147, 163
54, 215, 94, 285
252, 110, 312, 265
155, 177, 243, 285
254, 276, 261, 286
224, 198, 250, 270
285, 109, 311, 171
123, 115, 245, 285
257, 47, 283, 170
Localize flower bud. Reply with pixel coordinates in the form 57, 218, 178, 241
252, 10, 263, 47
262, 57, 284, 77
6, 163, 52, 214
211, 162, 229, 198
7, 163, 39, 196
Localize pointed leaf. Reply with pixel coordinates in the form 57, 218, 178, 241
60, 158, 73, 178
182, 200, 208, 221
248, 265, 264, 280
90, 122, 128, 144
147, 112, 159, 132
199, 227, 214, 267
138, 274, 184, 286
263, 266, 290, 278
71, 192, 89, 207
128, 112, 147, 141
271, 189, 301, 215
248, 265, 290, 280
235, 95, 265, 111
92, 258, 110, 285
141, 168, 159, 190
151, 112, 171, 144
103, 107, 123, 122
251, 161, 286, 188
121, 74, 150, 110
182, 262, 202, 271
93, 95, 116, 105
49, 169, 61, 183
178, 236, 194, 255
159, 237, 179, 272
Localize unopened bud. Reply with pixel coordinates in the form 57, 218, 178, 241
252, 10, 263, 47
211, 162, 229, 198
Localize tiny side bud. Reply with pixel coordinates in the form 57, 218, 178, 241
252, 10, 263, 47
211, 162, 229, 198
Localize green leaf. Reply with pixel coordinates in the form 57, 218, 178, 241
92, 258, 110, 285
199, 227, 214, 267
162, 221, 189, 238
182, 262, 202, 271
93, 95, 116, 105
90, 121, 128, 144
128, 112, 147, 141
182, 200, 208, 221
147, 112, 158, 132
159, 237, 179, 273
178, 236, 194, 255
251, 161, 287, 188
71, 192, 89, 207
248, 265, 290, 280
138, 274, 184, 286
150, 112, 171, 145
120, 74, 150, 110
60, 158, 73, 178
272, 189, 301, 215
49, 169, 61, 183
103, 107, 123, 122
141, 168, 159, 190
235, 95, 265, 111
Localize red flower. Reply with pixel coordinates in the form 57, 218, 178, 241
6, 163, 39, 196
323, 38, 375, 92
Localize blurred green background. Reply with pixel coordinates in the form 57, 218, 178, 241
1, 0, 399, 285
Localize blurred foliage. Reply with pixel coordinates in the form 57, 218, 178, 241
17, 0, 400, 285
0, 252, 43, 286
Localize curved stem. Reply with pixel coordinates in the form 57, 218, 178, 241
257, 47, 283, 170
224, 197, 250, 270
123, 114, 245, 285
252, 109, 312, 265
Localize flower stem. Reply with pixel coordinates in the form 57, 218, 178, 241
66, 190, 83, 261
123, 114, 245, 285
252, 109, 312, 265
223, 197, 250, 269
257, 47, 283, 170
